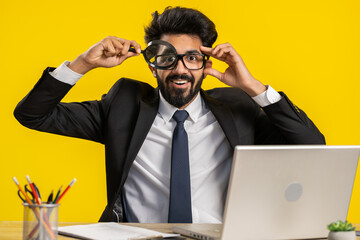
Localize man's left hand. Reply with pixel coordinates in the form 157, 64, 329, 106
200, 44, 266, 97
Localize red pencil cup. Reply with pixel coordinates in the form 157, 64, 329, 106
23, 203, 59, 240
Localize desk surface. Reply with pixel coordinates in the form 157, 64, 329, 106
0, 221, 192, 240
1, 221, 360, 240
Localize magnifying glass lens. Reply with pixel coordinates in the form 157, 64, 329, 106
143, 40, 177, 69
143, 45, 157, 65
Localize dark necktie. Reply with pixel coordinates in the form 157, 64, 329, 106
168, 110, 192, 223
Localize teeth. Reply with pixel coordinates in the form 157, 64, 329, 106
173, 80, 187, 85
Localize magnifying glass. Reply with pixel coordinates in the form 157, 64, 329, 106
129, 40, 178, 70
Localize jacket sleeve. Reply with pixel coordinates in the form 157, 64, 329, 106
14, 67, 107, 143
254, 92, 326, 144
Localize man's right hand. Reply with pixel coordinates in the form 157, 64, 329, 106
68, 36, 142, 74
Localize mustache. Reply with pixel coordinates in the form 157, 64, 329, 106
166, 74, 194, 83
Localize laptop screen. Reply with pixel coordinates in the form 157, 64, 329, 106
221, 145, 360, 240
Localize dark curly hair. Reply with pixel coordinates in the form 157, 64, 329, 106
144, 6, 218, 47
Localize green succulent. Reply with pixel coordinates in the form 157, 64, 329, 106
327, 220, 355, 232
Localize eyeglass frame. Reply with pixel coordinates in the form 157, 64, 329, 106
129, 40, 210, 70
155, 52, 209, 70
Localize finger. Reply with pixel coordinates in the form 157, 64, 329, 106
217, 46, 233, 55
111, 39, 138, 62
121, 40, 131, 56
123, 51, 139, 59
112, 38, 126, 54
201, 45, 228, 59
212, 44, 230, 56
130, 40, 142, 54
216, 47, 233, 59
116, 48, 139, 63
110, 37, 127, 56
211, 44, 225, 55
123, 42, 141, 58
102, 38, 118, 57
112, 38, 140, 57
200, 46, 214, 55
211, 42, 232, 53
204, 66, 223, 81
215, 49, 225, 58
212, 46, 237, 62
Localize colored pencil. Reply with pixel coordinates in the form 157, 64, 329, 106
26, 175, 41, 205
56, 178, 76, 204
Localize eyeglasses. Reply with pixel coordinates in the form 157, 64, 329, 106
130, 40, 209, 70
155, 53, 208, 70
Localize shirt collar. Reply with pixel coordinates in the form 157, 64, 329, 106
158, 90, 204, 123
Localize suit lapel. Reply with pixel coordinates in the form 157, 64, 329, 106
109, 89, 159, 221
201, 90, 239, 149
123, 90, 159, 178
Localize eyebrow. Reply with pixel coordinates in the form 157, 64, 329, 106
184, 50, 201, 54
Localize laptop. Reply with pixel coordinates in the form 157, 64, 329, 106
173, 145, 360, 240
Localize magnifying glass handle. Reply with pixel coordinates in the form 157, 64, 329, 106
128, 47, 144, 53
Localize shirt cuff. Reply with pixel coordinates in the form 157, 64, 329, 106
49, 61, 83, 85
251, 85, 282, 107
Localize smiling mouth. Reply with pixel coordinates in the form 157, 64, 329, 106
171, 80, 189, 85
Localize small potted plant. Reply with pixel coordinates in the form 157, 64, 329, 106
327, 220, 356, 240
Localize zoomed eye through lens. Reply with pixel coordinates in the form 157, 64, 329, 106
156, 55, 177, 67
143, 40, 178, 69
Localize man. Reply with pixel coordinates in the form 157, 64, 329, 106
14, 7, 325, 223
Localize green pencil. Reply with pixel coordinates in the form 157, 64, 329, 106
53, 186, 62, 204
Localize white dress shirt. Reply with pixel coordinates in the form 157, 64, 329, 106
50, 61, 282, 223
123, 91, 233, 223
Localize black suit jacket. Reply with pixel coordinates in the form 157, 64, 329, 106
14, 67, 325, 222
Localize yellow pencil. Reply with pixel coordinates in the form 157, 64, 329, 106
13, 177, 33, 204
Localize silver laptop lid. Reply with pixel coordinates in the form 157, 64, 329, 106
222, 145, 360, 240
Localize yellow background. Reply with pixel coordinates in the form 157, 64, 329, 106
1, 0, 360, 223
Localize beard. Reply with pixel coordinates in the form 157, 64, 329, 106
156, 72, 204, 108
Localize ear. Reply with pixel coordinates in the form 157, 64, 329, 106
148, 65, 157, 78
